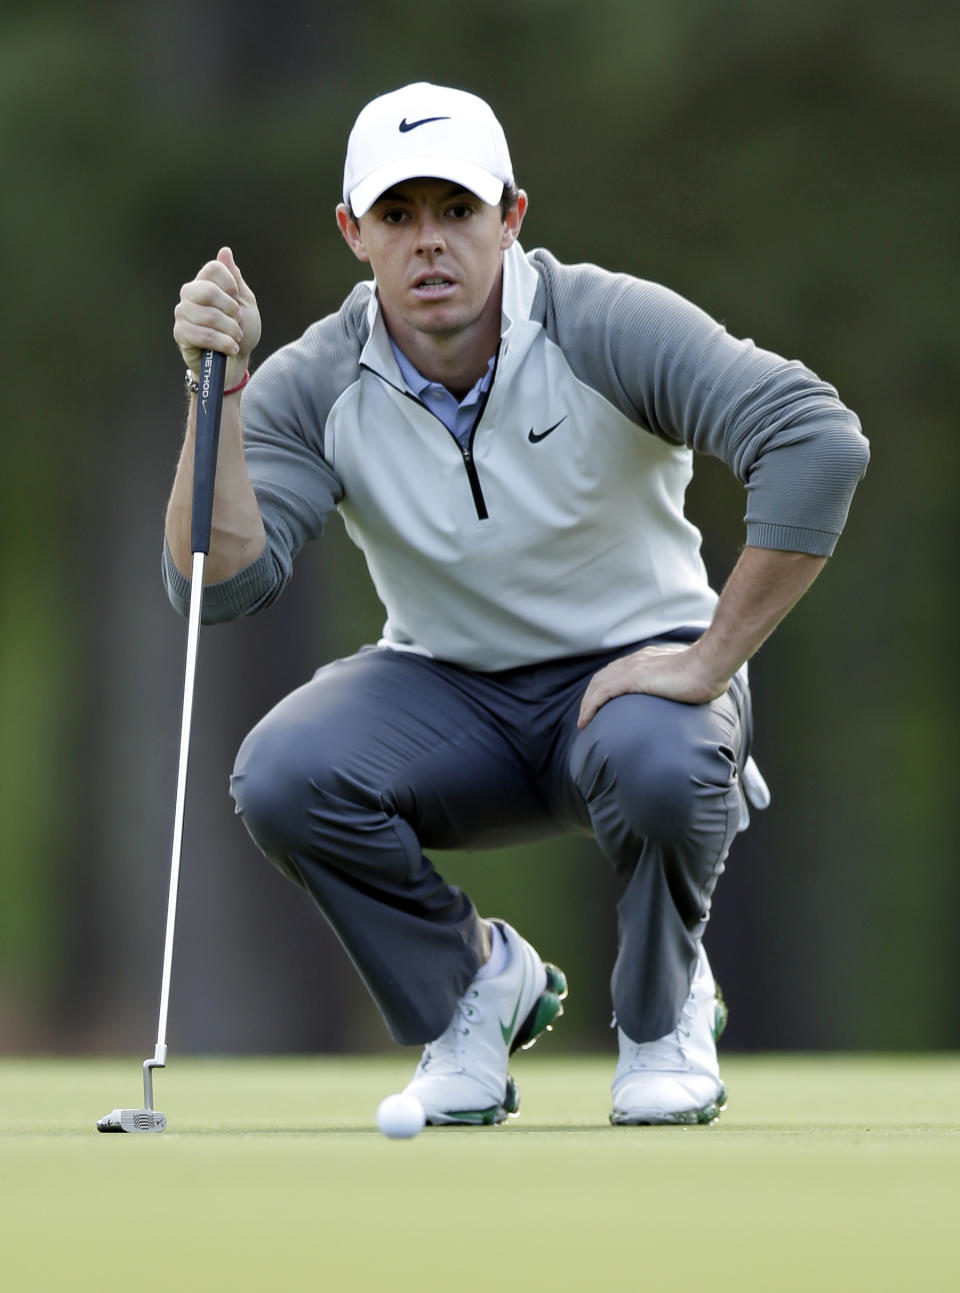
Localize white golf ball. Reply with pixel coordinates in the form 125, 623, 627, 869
376, 1093, 426, 1139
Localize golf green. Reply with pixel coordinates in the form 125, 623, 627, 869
2, 1055, 958, 1290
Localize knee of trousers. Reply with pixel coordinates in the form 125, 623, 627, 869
230, 722, 315, 856
229, 718, 386, 864
576, 732, 739, 855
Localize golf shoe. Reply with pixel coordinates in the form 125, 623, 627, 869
403, 919, 567, 1125
611, 943, 727, 1125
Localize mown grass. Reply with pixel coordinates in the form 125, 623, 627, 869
2, 1055, 958, 1291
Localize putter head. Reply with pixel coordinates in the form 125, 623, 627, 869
97, 1108, 167, 1133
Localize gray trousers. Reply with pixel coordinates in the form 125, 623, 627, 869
230, 639, 751, 1046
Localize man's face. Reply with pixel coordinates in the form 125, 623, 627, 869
336, 178, 525, 348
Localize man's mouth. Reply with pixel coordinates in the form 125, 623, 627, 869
412, 274, 456, 297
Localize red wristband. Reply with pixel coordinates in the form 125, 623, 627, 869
223, 369, 251, 396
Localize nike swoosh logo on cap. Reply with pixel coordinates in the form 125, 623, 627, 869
399, 116, 451, 132
528, 416, 568, 444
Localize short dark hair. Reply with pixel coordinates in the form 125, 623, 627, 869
500, 182, 519, 218
349, 181, 520, 225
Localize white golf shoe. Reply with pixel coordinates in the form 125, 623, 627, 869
403, 920, 567, 1125
610, 944, 728, 1126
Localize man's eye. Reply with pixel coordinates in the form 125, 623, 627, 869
447, 205, 473, 219
382, 209, 407, 224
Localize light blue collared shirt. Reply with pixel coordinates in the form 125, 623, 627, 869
389, 338, 495, 451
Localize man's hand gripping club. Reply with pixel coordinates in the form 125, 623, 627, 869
174, 246, 262, 388
166, 248, 266, 583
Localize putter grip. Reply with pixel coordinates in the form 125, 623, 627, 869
191, 349, 227, 554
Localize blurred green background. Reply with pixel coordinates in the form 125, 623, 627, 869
1, 0, 954, 1058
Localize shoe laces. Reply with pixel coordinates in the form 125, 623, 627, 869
619, 992, 698, 1072
678, 993, 696, 1041
453, 989, 486, 1032
417, 990, 487, 1073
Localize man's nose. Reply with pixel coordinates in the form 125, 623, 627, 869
414, 210, 445, 253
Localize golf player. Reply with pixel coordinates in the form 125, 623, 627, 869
166, 83, 869, 1125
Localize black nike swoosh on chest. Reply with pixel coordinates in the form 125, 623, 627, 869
399, 116, 451, 132
528, 416, 568, 443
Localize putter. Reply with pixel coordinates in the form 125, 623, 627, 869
98, 349, 226, 1133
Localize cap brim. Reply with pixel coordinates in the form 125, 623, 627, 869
349, 156, 505, 217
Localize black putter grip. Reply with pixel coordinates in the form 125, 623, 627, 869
191, 350, 227, 554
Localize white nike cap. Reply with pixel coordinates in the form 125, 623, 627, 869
343, 82, 514, 218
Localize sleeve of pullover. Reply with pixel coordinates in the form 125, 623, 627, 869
532, 250, 869, 555
161, 287, 370, 622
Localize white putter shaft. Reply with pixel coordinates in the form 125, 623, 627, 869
97, 550, 206, 1134
98, 349, 224, 1135
146, 547, 207, 1106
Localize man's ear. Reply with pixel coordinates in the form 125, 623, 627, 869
336, 204, 370, 262
500, 189, 528, 251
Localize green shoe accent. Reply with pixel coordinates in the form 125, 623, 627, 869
696, 1085, 727, 1125
609, 1085, 727, 1127
503, 1074, 519, 1115
511, 963, 568, 1054
425, 1076, 519, 1126
498, 957, 528, 1046
713, 984, 728, 1042
431, 1106, 504, 1126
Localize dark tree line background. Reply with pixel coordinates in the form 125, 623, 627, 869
1, 0, 956, 1056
